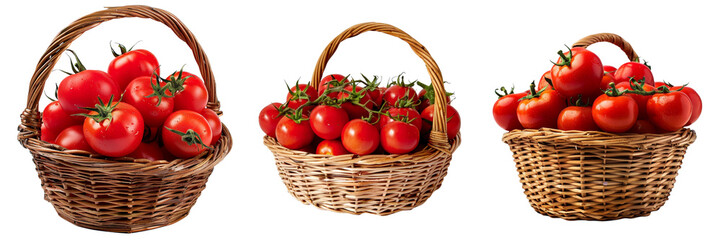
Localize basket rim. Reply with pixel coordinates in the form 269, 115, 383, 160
502, 127, 696, 147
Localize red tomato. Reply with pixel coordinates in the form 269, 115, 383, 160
630, 119, 657, 134
41, 123, 59, 144
162, 110, 213, 158
166, 70, 208, 113
536, 70, 553, 91
647, 91, 692, 132
108, 45, 159, 90
550, 47, 603, 99
83, 101, 144, 157
275, 116, 314, 150
127, 142, 166, 161
286, 83, 318, 111
603, 65, 617, 75
58, 70, 120, 115
557, 106, 599, 131
200, 108, 223, 145
316, 139, 348, 156
592, 94, 638, 133
381, 121, 420, 154
123, 76, 174, 127
309, 105, 349, 140
337, 85, 373, 119
42, 101, 84, 133
55, 125, 93, 152
616, 81, 654, 120
615, 62, 654, 85
417, 81, 452, 113
670, 86, 702, 126
600, 72, 621, 91
493, 89, 525, 131
379, 107, 422, 131
516, 88, 566, 129
318, 74, 348, 98
421, 105, 461, 140
384, 85, 418, 107
259, 103, 283, 138
341, 119, 380, 155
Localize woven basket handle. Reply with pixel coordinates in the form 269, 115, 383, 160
311, 22, 451, 149
20, 5, 219, 132
572, 33, 639, 62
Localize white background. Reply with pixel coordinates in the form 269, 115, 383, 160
1, 0, 718, 239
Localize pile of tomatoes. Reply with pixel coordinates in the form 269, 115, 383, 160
41, 43, 223, 161
259, 74, 460, 156
493, 46, 702, 133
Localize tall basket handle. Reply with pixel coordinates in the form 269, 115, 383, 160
572, 33, 639, 62
20, 5, 220, 139
311, 22, 451, 150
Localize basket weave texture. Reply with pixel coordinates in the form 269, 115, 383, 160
17, 5, 232, 233
264, 22, 460, 215
503, 33, 697, 220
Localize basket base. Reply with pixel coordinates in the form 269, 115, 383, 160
530, 205, 656, 221
54, 205, 190, 233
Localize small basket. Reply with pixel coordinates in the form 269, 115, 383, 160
17, 5, 233, 233
264, 22, 460, 215
503, 33, 697, 220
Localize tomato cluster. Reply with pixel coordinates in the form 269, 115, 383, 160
40, 43, 222, 161
493, 47, 702, 134
260, 74, 460, 156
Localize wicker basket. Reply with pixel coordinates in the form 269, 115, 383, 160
17, 5, 232, 233
264, 22, 460, 215
503, 33, 697, 220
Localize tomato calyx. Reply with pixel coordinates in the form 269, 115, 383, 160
494, 85, 515, 98
386, 73, 416, 88
519, 81, 546, 101
551, 45, 573, 67
603, 82, 626, 97
164, 127, 213, 151
286, 80, 314, 102
338, 81, 374, 110
360, 74, 381, 92
418, 81, 453, 103
144, 71, 174, 106
109, 41, 140, 57
75, 94, 122, 124
568, 95, 592, 107
163, 66, 192, 95
58, 49, 87, 75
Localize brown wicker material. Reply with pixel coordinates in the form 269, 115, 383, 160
263, 22, 460, 215
17, 5, 232, 233
503, 33, 697, 220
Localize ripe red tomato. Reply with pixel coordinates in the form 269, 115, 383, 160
318, 74, 348, 98
616, 81, 654, 119
41, 123, 59, 144
600, 72, 621, 91
384, 85, 418, 107
557, 106, 599, 131
615, 62, 654, 85
647, 91, 692, 132
536, 70, 553, 91
162, 110, 213, 158
58, 69, 120, 115
670, 86, 702, 126
341, 119, 379, 155
381, 121, 419, 154
42, 101, 84, 133
420, 105, 461, 140
127, 142, 166, 161
316, 139, 348, 156
200, 108, 223, 145
108, 45, 159, 90
309, 105, 349, 140
275, 116, 314, 150
123, 76, 174, 127
286, 83, 318, 111
493, 87, 525, 131
550, 47, 603, 99
166, 70, 208, 113
55, 125, 93, 152
83, 101, 144, 157
259, 103, 283, 138
516, 88, 566, 129
592, 94, 638, 133
603, 65, 617, 75
630, 119, 657, 134
379, 107, 422, 131
337, 85, 373, 119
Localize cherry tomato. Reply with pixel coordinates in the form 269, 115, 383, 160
516, 88, 566, 129
108, 46, 159, 90
647, 91, 692, 132
670, 86, 702, 126
41, 123, 59, 144
286, 83, 318, 111
275, 116, 314, 150
58, 69, 120, 115
421, 105, 461, 140
536, 70, 553, 91
557, 106, 599, 131
166, 70, 208, 113
42, 100, 84, 133
162, 110, 213, 158
616, 81, 654, 120
200, 108, 223, 145
259, 103, 283, 138
83, 102, 144, 157
630, 119, 657, 134
318, 74, 348, 98
551, 47, 603, 99
603, 65, 617, 75
55, 125, 93, 152
316, 139, 348, 156
615, 62, 654, 85
309, 105, 349, 140
381, 121, 419, 154
384, 85, 418, 107
592, 94, 638, 133
127, 142, 166, 161
493, 89, 525, 131
337, 85, 373, 119
123, 76, 174, 127
341, 119, 379, 155
379, 107, 422, 131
